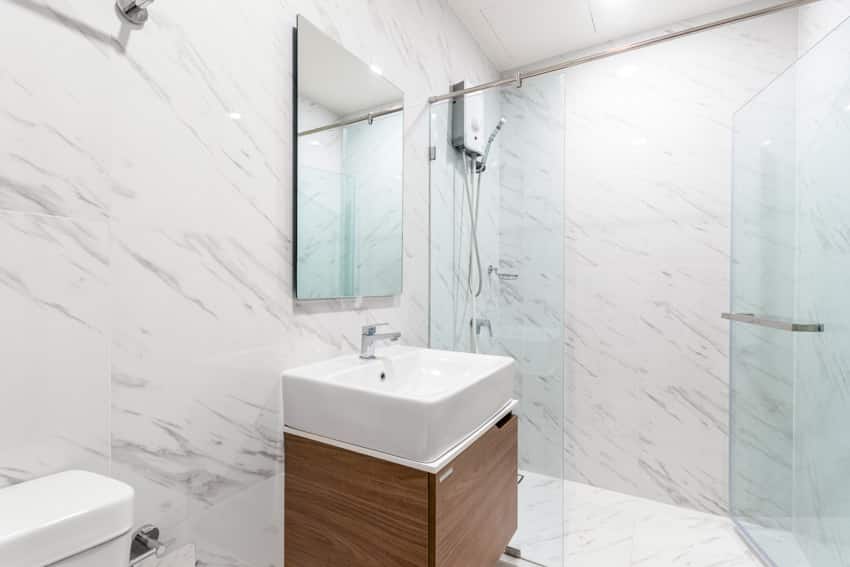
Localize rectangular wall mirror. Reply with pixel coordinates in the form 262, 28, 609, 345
294, 16, 404, 300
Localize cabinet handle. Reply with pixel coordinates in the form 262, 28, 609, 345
496, 413, 513, 428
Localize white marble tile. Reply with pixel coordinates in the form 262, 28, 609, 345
0, 1, 117, 221
560, 9, 806, 514
631, 515, 758, 567
109, 222, 286, 529
0, 3, 497, 566
0, 212, 110, 486
515, 474, 765, 567
564, 483, 638, 567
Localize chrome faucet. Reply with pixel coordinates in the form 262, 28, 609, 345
360, 323, 401, 359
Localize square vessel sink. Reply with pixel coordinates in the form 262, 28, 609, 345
282, 346, 515, 464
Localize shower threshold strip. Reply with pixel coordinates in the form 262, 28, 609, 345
503, 547, 549, 567
732, 519, 780, 567
721, 313, 824, 333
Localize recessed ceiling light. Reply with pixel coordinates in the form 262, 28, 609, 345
228, 112, 242, 120
370, 63, 383, 76
762, 139, 772, 147
310, 140, 321, 146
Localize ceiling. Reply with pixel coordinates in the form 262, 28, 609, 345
298, 17, 402, 117
448, 0, 781, 72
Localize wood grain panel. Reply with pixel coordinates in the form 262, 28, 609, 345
284, 434, 430, 567
430, 414, 518, 567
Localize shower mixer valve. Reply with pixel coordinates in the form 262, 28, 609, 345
488, 265, 519, 281
472, 318, 493, 337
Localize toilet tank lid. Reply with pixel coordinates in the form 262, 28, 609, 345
0, 470, 134, 566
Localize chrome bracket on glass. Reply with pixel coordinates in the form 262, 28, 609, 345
721, 313, 824, 333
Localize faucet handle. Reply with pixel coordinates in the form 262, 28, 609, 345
362, 323, 389, 336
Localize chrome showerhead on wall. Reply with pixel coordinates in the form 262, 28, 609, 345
115, 0, 155, 27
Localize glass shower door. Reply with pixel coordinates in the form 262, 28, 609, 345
729, 43, 800, 564
730, 13, 850, 567
429, 72, 566, 566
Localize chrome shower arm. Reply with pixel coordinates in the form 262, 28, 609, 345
116, 0, 155, 27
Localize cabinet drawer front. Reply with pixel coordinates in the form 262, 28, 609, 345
285, 434, 430, 567
431, 414, 518, 567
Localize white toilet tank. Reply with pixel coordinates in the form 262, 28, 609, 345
0, 470, 134, 567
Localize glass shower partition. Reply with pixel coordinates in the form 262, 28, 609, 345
429, 72, 566, 566
730, 13, 850, 567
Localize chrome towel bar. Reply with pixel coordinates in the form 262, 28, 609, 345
721, 313, 824, 333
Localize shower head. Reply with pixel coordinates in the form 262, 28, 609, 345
489, 117, 507, 141
477, 117, 506, 173
116, 0, 155, 27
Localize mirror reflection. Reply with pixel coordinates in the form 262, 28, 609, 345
295, 16, 404, 299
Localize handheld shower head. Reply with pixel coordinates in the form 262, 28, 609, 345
489, 117, 507, 142
477, 117, 506, 172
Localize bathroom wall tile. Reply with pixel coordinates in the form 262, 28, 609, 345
0, 212, 110, 486
185, 474, 283, 567
109, 221, 287, 529
45, 2, 489, 566
0, 0, 118, 221
560, 10, 803, 513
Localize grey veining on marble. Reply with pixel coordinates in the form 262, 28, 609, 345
429, 3, 828, 519
560, 8, 809, 515
507, 471, 763, 567
0, 213, 110, 487
0, 1, 496, 566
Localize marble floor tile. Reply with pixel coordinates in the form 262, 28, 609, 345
508, 471, 771, 567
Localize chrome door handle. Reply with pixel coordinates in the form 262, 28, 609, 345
721, 313, 824, 333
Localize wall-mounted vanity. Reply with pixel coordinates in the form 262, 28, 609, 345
282, 345, 518, 567
293, 15, 404, 301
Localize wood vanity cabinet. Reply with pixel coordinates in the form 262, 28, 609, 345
284, 413, 518, 567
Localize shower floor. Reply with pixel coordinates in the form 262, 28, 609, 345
500, 471, 765, 567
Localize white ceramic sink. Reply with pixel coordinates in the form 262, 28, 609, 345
282, 345, 515, 464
